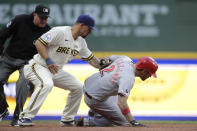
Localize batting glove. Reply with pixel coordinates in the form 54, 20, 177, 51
130, 120, 145, 127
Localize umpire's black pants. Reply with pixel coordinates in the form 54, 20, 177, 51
0, 54, 33, 120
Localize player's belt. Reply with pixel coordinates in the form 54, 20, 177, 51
85, 92, 92, 99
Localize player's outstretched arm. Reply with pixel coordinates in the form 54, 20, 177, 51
87, 56, 112, 69
118, 94, 134, 122
117, 94, 145, 127
87, 56, 100, 68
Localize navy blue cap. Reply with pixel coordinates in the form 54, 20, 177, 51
76, 14, 96, 30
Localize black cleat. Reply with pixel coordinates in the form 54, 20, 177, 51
0, 109, 9, 121
75, 117, 84, 126
10, 118, 19, 126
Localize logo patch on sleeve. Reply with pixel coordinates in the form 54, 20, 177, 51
43, 34, 51, 41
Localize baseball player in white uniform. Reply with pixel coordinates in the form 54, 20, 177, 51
76, 55, 158, 126
18, 14, 111, 126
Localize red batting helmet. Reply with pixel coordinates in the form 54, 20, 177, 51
136, 56, 158, 78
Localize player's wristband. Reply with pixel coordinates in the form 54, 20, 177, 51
45, 58, 54, 65
121, 107, 130, 115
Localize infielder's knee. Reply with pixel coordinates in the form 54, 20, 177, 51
72, 84, 83, 95
43, 80, 54, 92
76, 85, 83, 95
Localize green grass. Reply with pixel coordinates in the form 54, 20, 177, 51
141, 120, 197, 124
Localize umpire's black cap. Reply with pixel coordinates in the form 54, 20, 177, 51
35, 5, 50, 17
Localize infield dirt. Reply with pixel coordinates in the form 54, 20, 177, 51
0, 123, 197, 131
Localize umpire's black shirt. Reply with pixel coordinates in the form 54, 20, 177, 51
0, 13, 51, 60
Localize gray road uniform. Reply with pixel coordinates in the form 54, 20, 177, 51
83, 55, 135, 126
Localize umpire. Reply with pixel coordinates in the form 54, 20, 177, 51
0, 5, 51, 126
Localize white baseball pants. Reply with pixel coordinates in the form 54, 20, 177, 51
20, 60, 83, 122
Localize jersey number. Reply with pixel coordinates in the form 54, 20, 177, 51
100, 65, 115, 76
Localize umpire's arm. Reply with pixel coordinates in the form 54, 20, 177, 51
0, 17, 17, 56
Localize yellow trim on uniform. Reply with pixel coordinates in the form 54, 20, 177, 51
91, 52, 197, 59
81, 54, 94, 61
38, 38, 48, 47
81, 58, 86, 61
29, 63, 44, 110
88, 54, 94, 60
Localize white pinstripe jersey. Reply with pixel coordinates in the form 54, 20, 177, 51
33, 26, 92, 69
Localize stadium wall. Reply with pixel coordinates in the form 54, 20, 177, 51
0, 0, 196, 52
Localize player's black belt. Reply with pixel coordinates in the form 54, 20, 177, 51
85, 92, 92, 99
